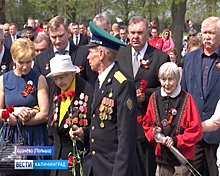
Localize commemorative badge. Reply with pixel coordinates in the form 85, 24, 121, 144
215, 60, 220, 72
0, 62, 7, 74
45, 63, 49, 70
168, 108, 177, 124
140, 59, 149, 69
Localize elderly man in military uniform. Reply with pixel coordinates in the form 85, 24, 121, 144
69, 21, 141, 176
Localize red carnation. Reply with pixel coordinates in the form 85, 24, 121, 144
2, 110, 10, 120
6, 105, 14, 113
140, 79, 147, 93
58, 93, 67, 101
66, 90, 75, 98
137, 115, 142, 124
68, 155, 73, 168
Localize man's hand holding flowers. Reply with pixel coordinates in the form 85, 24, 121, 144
136, 79, 147, 103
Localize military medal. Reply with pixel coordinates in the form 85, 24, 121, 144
64, 123, 68, 129
109, 88, 113, 98
100, 121, 105, 128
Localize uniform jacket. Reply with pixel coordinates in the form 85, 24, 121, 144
33, 43, 97, 87
116, 44, 170, 140
181, 47, 220, 144
49, 75, 94, 176
83, 62, 141, 176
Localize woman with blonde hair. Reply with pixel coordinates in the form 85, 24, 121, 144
0, 38, 49, 176
162, 29, 175, 53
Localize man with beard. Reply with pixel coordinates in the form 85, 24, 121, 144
181, 16, 220, 176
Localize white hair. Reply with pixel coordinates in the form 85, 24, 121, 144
158, 62, 180, 82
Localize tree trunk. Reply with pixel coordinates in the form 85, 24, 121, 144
0, 0, 6, 23
170, 0, 187, 62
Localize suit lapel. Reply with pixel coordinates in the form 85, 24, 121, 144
70, 43, 77, 63
206, 58, 220, 98
122, 46, 133, 79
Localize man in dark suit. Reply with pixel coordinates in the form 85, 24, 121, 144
0, 29, 13, 75
116, 15, 170, 176
119, 25, 130, 45
181, 16, 220, 176
69, 22, 89, 46
33, 16, 96, 87
4, 23, 21, 49
70, 21, 141, 176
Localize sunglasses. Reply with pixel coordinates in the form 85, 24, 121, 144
165, 32, 170, 36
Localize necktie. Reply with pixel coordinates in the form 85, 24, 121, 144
57, 50, 67, 55
133, 51, 140, 77
75, 35, 78, 45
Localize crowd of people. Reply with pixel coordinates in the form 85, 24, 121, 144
0, 13, 219, 176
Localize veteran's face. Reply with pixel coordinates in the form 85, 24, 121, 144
53, 73, 74, 91
202, 21, 220, 52
128, 21, 148, 51
87, 48, 101, 73
49, 24, 69, 52
160, 74, 178, 95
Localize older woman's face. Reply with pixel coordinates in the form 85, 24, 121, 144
13, 57, 32, 76
53, 73, 74, 91
160, 74, 178, 95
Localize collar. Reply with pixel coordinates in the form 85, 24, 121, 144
98, 62, 115, 89
131, 42, 148, 59
161, 83, 181, 98
53, 41, 70, 54
201, 45, 220, 58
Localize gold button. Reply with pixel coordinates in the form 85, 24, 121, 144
93, 114, 95, 118
92, 126, 95, 130
92, 151, 95, 155
91, 138, 94, 143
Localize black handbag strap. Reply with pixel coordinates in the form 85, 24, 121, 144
15, 116, 25, 145
3, 116, 25, 146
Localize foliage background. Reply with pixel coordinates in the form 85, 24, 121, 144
0, 0, 220, 59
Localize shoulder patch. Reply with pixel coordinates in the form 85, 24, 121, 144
123, 95, 135, 114
114, 71, 127, 84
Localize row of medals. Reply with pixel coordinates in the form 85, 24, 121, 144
73, 93, 89, 127
99, 92, 114, 128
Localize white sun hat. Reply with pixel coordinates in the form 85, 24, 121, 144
46, 55, 80, 77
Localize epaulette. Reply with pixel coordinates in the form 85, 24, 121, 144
114, 71, 127, 84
